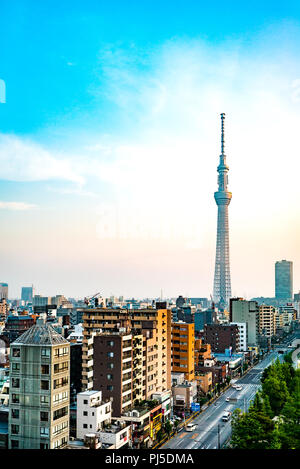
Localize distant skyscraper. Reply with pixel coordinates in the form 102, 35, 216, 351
21, 286, 34, 303
275, 260, 293, 300
0, 283, 8, 300
213, 113, 232, 309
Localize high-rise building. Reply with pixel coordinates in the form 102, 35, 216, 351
203, 323, 240, 353
0, 283, 8, 301
230, 298, 259, 346
259, 305, 277, 338
33, 295, 51, 307
8, 317, 70, 449
230, 322, 247, 351
194, 309, 216, 332
275, 260, 293, 300
213, 113, 232, 309
171, 322, 195, 381
21, 286, 34, 303
93, 329, 143, 417
81, 304, 172, 399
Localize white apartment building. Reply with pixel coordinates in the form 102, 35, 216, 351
76, 390, 111, 440
259, 305, 277, 338
230, 322, 247, 352
97, 420, 131, 449
152, 390, 172, 421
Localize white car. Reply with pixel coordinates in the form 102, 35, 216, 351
235, 385, 243, 391
186, 423, 196, 432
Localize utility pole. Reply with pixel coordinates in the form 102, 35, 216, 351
217, 424, 221, 449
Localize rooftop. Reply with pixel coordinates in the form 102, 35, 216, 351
12, 322, 69, 346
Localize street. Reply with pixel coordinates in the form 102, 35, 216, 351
161, 349, 289, 450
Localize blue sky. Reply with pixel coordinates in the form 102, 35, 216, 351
2, 0, 300, 136
1, 1, 300, 299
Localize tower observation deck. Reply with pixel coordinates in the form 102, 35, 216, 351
213, 113, 232, 309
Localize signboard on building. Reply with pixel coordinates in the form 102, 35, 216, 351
190, 403, 200, 412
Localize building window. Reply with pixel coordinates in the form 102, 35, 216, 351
53, 406, 68, 420
83, 411, 88, 416
107, 374, 113, 380
40, 427, 49, 437
12, 378, 20, 388
108, 341, 114, 347
12, 348, 20, 357
11, 394, 19, 404
11, 424, 19, 435
40, 395, 49, 405
54, 362, 68, 373
12, 363, 20, 372
11, 409, 19, 419
40, 443, 49, 449
108, 363, 114, 369
11, 440, 19, 448
41, 348, 50, 358
54, 377, 68, 389
53, 391, 68, 404
41, 380, 49, 391
107, 385, 114, 391
53, 421, 68, 436
83, 399, 88, 405
54, 347, 69, 357
107, 352, 114, 357
40, 412, 49, 422
83, 424, 87, 429
41, 364, 49, 375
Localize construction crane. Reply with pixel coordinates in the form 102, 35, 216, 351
84, 292, 102, 306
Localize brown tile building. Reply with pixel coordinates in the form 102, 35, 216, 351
203, 323, 240, 354
81, 304, 172, 415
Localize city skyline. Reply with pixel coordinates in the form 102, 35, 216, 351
1, 2, 300, 299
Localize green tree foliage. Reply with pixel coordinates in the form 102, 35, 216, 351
164, 420, 172, 436
231, 408, 276, 449
230, 360, 300, 449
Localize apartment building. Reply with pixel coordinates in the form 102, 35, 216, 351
92, 329, 141, 417
81, 305, 172, 401
8, 317, 70, 449
203, 323, 240, 353
76, 390, 111, 440
230, 298, 259, 346
230, 322, 247, 351
259, 305, 277, 338
171, 322, 195, 381
194, 338, 212, 367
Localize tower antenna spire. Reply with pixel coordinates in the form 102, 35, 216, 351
220, 112, 225, 155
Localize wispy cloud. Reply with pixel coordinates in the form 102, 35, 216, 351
0, 133, 85, 185
0, 201, 37, 210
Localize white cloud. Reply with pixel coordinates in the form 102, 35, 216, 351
0, 133, 85, 185
0, 201, 37, 210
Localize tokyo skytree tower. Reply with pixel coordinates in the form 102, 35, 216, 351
213, 113, 232, 309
